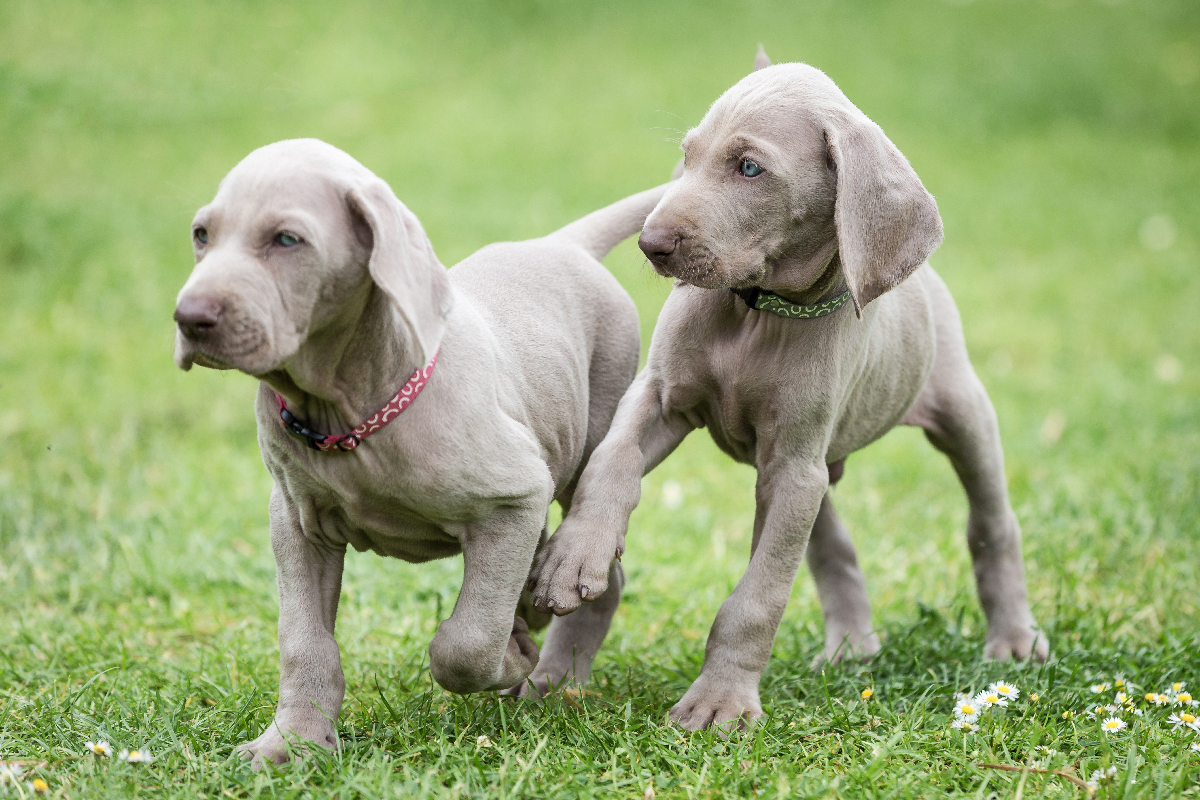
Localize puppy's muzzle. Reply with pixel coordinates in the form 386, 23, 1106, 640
174, 295, 225, 341
639, 226, 719, 285
638, 227, 680, 270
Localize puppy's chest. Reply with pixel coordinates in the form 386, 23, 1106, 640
667, 329, 835, 465
280, 450, 471, 562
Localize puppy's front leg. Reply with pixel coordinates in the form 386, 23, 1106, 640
239, 488, 346, 768
530, 372, 693, 614
671, 460, 828, 731
428, 504, 547, 693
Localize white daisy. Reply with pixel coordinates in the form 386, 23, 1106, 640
1114, 675, 1126, 689
954, 699, 981, 720
989, 681, 1020, 701
85, 740, 113, 757
1174, 691, 1197, 707
1114, 691, 1128, 704
1101, 717, 1126, 733
1192, 742, 1200, 753
118, 749, 154, 764
974, 690, 1009, 710
1148, 692, 1171, 706
950, 718, 976, 732
1085, 704, 1118, 719
1168, 711, 1200, 732
1090, 682, 1111, 694
0, 763, 25, 784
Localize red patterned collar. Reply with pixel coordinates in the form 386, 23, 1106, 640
273, 349, 439, 452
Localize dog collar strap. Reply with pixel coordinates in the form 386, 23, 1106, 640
731, 287, 851, 319
274, 349, 439, 452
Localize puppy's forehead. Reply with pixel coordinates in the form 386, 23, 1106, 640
697, 63, 856, 139
213, 139, 373, 209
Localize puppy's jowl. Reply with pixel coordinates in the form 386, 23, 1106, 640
174, 139, 666, 765
532, 56, 1048, 731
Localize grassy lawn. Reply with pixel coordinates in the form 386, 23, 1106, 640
1, 0, 1198, 796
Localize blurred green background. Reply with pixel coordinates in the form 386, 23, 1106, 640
1, 0, 1197, 796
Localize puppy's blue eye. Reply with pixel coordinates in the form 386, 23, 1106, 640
275, 232, 300, 247
193, 226, 208, 244
740, 160, 764, 178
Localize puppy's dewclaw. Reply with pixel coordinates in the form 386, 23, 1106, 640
532, 53, 1046, 733
173, 137, 669, 764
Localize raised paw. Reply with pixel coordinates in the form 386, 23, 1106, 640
529, 520, 621, 616
669, 675, 763, 734
236, 714, 338, 770
983, 623, 1049, 662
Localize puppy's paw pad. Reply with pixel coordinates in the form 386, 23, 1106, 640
669, 680, 762, 734
983, 627, 1049, 662
237, 721, 337, 769
812, 631, 882, 668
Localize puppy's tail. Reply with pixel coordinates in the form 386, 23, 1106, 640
544, 182, 671, 261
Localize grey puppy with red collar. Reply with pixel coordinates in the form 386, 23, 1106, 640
173, 138, 668, 765
530, 55, 1048, 731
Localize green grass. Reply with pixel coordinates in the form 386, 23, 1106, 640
1, 0, 1198, 796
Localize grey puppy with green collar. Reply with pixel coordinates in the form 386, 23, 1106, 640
530, 55, 1048, 731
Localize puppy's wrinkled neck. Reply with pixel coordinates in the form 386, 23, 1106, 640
761, 236, 847, 306
260, 284, 429, 437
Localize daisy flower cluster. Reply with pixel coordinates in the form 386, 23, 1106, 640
1067, 676, 1199, 742
85, 738, 155, 764
949, 681, 1020, 732
1085, 765, 1119, 794
0, 762, 49, 794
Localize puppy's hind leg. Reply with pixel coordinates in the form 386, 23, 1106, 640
509, 316, 638, 697
806, 491, 880, 666
904, 322, 1047, 661
506, 559, 624, 698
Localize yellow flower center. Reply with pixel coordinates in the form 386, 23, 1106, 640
1182, 713, 1197, 724
1145, 693, 1156, 701
1103, 720, 1120, 730
1174, 683, 1184, 692
984, 695, 999, 704
961, 704, 975, 715
1178, 693, 1193, 704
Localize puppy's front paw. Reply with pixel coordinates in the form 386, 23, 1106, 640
983, 624, 1049, 662
529, 520, 621, 616
669, 675, 762, 733
236, 714, 338, 769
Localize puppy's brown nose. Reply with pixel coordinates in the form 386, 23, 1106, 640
174, 296, 224, 339
638, 227, 680, 267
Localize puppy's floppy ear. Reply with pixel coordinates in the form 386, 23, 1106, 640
825, 115, 942, 316
753, 44, 772, 71
346, 179, 452, 364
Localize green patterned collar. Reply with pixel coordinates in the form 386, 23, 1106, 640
730, 286, 851, 319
